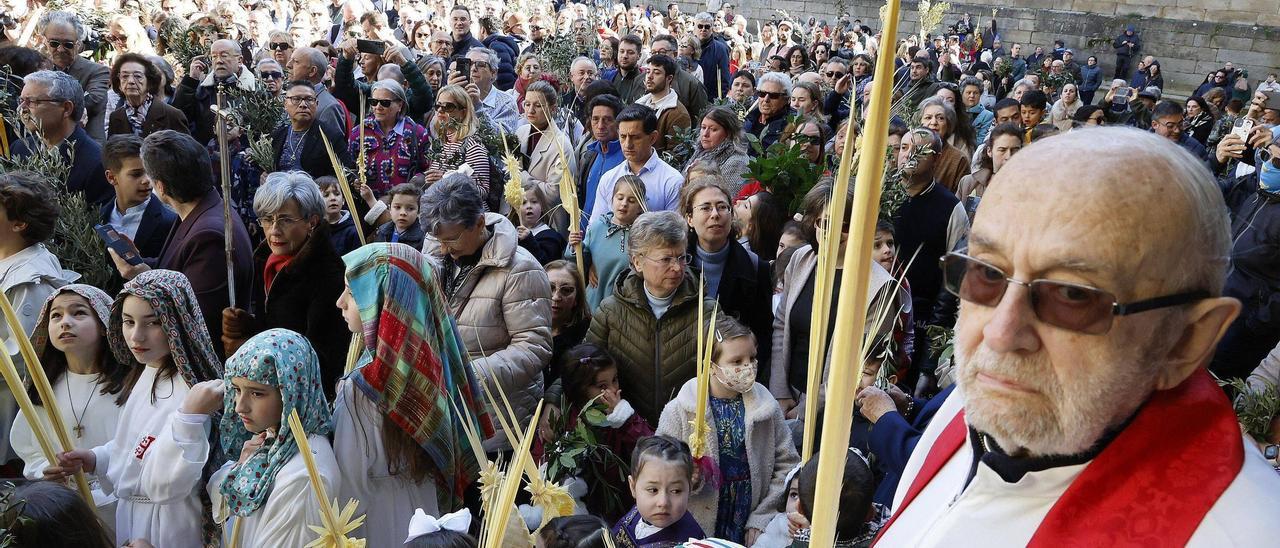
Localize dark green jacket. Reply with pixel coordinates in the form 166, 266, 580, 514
585, 269, 711, 425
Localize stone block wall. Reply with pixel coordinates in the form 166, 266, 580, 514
685, 0, 1280, 96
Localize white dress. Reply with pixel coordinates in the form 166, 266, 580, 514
206, 433, 339, 547
10, 371, 122, 529
333, 378, 440, 548
90, 367, 203, 547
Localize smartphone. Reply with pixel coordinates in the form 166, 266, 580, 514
1232, 117, 1255, 141
356, 39, 386, 56
454, 57, 472, 83
1112, 87, 1130, 104
94, 224, 143, 266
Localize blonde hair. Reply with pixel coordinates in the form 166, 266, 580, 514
432, 85, 478, 140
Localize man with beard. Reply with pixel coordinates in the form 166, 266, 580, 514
871, 128, 1280, 545
650, 34, 710, 120
635, 55, 690, 154
608, 34, 645, 104
173, 39, 258, 145
37, 11, 109, 143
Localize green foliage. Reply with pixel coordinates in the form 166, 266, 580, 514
541, 398, 631, 519
1222, 378, 1280, 443
744, 119, 823, 213
659, 125, 699, 172
0, 125, 117, 291
923, 324, 954, 365
226, 87, 286, 141
539, 31, 585, 89
0, 483, 29, 547
159, 17, 205, 73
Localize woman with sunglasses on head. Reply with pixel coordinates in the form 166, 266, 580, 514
348, 80, 431, 198
425, 84, 492, 203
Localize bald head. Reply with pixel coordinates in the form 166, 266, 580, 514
979, 127, 1228, 296
288, 47, 329, 84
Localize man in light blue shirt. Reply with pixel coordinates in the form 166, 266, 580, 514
588, 104, 684, 226
456, 47, 520, 133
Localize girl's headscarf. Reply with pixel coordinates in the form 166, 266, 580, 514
28, 284, 118, 404
107, 270, 222, 386
218, 328, 332, 516
342, 243, 493, 511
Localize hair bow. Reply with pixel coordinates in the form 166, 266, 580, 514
405, 507, 472, 543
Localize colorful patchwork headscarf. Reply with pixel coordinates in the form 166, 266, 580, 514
107, 270, 222, 387
218, 328, 332, 517
342, 243, 493, 511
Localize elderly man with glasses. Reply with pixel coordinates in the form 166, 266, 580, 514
693, 12, 731, 99
12, 70, 112, 205
872, 128, 1280, 545
173, 39, 258, 146
36, 11, 110, 143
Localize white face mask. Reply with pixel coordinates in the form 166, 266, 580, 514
713, 361, 757, 394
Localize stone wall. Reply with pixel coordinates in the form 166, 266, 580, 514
685, 0, 1280, 96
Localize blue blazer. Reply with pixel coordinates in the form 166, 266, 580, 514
98, 194, 178, 261
869, 383, 956, 507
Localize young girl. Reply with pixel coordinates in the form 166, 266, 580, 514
613, 435, 706, 547
516, 182, 568, 266
333, 243, 492, 548
147, 328, 337, 546
534, 344, 654, 522
55, 270, 224, 547
786, 450, 882, 547
656, 316, 799, 545
756, 466, 803, 547
569, 175, 646, 310
872, 221, 914, 384
12, 285, 126, 529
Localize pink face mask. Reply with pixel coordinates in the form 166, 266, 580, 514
713, 361, 757, 394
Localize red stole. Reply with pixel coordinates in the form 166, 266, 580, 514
874, 369, 1243, 546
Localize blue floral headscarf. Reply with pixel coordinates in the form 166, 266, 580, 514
217, 328, 332, 517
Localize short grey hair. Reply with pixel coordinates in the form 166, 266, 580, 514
419, 172, 485, 233
757, 71, 793, 95
694, 12, 715, 24
467, 47, 501, 71
23, 70, 84, 122
37, 11, 85, 41
256, 58, 281, 72
917, 96, 957, 137
1013, 78, 1036, 93
570, 56, 596, 73
370, 79, 408, 104
296, 47, 329, 81
628, 211, 688, 257
254, 171, 326, 219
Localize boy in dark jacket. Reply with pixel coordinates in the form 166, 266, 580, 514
317, 176, 362, 256
375, 182, 426, 250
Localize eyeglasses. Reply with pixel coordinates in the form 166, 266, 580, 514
259, 71, 283, 80
436, 102, 462, 113
939, 252, 1208, 335
107, 34, 128, 43
641, 254, 692, 268
756, 90, 786, 100
18, 97, 63, 107
268, 42, 291, 51
432, 39, 450, 46
472, 61, 492, 70
693, 203, 731, 215
258, 215, 302, 229
46, 39, 77, 50
211, 52, 239, 61
369, 98, 401, 108
284, 95, 317, 105
825, 71, 846, 78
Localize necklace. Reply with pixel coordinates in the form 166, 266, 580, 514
65, 374, 94, 439
283, 126, 310, 167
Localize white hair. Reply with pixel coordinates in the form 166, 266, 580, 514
757, 71, 794, 95
254, 171, 326, 219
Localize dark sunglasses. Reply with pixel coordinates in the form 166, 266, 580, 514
756, 90, 786, 100
940, 252, 1208, 335
369, 98, 401, 108
825, 71, 846, 78
269, 42, 291, 51
436, 102, 461, 113
46, 39, 77, 50
697, 24, 713, 30
259, 71, 283, 80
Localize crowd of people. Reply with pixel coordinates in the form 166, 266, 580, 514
0, 1, 1277, 547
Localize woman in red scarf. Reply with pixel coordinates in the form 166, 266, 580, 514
509, 53, 562, 114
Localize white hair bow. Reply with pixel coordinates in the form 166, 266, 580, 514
404, 507, 472, 543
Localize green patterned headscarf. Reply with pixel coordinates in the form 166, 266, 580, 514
218, 328, 332, 517
342, 242, 492, 511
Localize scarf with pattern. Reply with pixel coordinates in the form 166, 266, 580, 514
342, 243, 493, 511
218, 328, 332, 516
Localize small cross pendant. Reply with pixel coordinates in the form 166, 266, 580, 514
73, 425, 84, 439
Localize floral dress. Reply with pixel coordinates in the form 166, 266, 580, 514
349, 116, 432, 196
711, 395, 752, 543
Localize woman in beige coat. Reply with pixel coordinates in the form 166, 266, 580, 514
419, 173, 553, 452
517, 81, 577, 229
